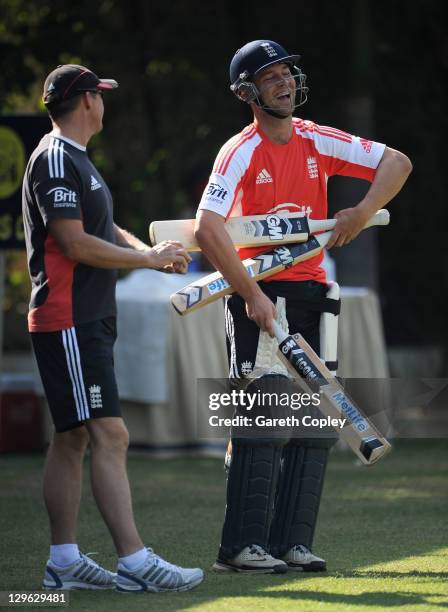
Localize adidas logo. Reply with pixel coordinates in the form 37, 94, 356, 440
47, 82, 55, 92
90, 175, 102, 191
256, 169, 273, 184
360, 138, 372, 153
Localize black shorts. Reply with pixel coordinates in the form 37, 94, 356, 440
31, 317, 121, 432
225, 280, 328, 379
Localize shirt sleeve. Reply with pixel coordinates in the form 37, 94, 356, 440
32, 150, 83, 226
309, 122, 386, 181
198, 172, 240, 218
198, 135, 254, 218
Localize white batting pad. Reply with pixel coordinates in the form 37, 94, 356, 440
319, 281, 340, 376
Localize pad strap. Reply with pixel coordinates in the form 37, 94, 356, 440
288, 296, 341, 315
320, 281, 340, 375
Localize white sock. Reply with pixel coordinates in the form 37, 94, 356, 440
50, 544, 80, 567
119, 548, 149, 570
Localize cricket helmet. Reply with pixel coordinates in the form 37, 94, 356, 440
229, 39, 308, 113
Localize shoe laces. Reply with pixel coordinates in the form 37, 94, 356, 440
80, 552, 114, 578
146, 548, 180, 573
292, 544, 310, 554
82, 552, 100, 565
248, 545, 269, 559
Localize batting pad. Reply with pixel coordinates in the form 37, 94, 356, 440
269, 442, 330, 555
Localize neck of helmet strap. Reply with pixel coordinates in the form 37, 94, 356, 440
256, 100, 292, 120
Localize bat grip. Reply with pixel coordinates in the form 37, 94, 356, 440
365, 208, 390, 228
272, 320, 288, 343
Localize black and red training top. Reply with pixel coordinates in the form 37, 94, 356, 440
22, 133, 117, 332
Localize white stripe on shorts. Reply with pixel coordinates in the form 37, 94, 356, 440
62, 328, 90, 422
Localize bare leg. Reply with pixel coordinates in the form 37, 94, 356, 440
43, 427, 89, 544
86, 417, 143, 557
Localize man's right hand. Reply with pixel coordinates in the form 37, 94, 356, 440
245, 290, 277, 336
148, 240, 192, 273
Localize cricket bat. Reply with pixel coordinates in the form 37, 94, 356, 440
150, 210, 384, 251
273, 321, 392, 465
170, 209, 389, 315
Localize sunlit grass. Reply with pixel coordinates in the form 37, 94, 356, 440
0, 440, 447, 611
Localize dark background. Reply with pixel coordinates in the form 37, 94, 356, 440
0, 0, 446, 365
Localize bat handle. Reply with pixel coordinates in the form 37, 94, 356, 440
366, 208, 390, 228
272, 320, 289, 343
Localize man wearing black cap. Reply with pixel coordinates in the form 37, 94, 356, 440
22, 64, 203, 592
195, 40, 412, 573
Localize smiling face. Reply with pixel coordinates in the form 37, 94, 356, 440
254, 62, 296, 117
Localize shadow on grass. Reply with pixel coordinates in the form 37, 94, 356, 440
179, 583, 448, 610
195, 588, 448, 609
343, 570, 448, 580
1, 440, 447, 610
65, 572, 448, 611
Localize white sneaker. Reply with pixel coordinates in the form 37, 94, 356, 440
213, 544, 288, 574
281, 544, 326, 572
116, 548, 204, 592
43, 552, 116, 589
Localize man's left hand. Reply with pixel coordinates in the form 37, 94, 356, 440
326, 207, 372, 248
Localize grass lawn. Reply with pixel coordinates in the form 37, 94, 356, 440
0, 440, 447, 611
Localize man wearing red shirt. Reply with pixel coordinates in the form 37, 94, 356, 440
195, 40, 412, 573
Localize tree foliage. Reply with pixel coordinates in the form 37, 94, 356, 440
0, 0, 446, 348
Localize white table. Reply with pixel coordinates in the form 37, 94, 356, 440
114, 272, 389, 449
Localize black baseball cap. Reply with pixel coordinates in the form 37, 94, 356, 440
43, 64, 118, 105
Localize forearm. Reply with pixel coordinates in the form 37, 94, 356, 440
328, 147, 412, 248
49, 218, 190, 272
66, 232, 154, 269
357, 147, 413, 217
114, 224, 149, 251
194, 213, 263, 302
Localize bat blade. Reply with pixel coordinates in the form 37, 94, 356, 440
170, 208, 389, 315
151, 209, 390, 251
149, 219, 196, 249
171, 233, 327, 314
273, 321, 391, 466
